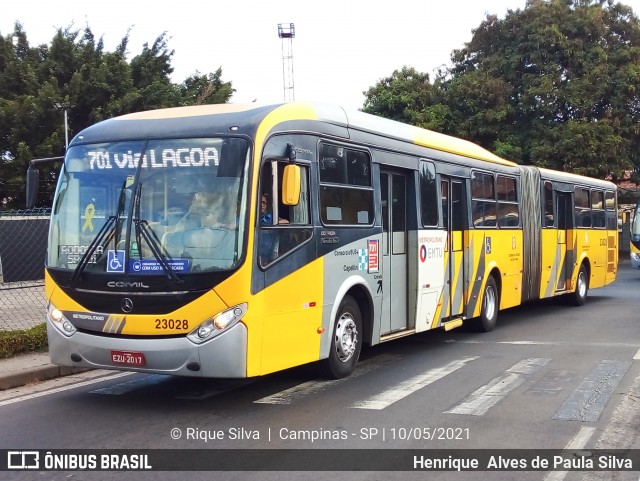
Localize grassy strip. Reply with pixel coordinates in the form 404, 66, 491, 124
0, 323, 47, 359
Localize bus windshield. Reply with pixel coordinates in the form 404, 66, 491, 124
48, 137, 250, 275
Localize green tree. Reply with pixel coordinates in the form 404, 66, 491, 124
362, 66, 449, 132
439, 0, 640, 179
361, 1, 640, 181
181, 68, 235, 105
0, 24, 234, 208
129, 32, 181, 111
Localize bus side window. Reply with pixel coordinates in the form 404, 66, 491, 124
318, 143, 374, 226
471, 171, 496, 228
441, 180, 449, 230
258, 161, 312, 267
574, 187, 591, 228
544, 181, 554, 227
591, 190, 606, 229
419, 161, 438, 227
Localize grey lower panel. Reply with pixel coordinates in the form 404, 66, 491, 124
47, 321, 248, 378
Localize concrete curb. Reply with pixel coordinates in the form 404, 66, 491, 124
0, 364, 90, 391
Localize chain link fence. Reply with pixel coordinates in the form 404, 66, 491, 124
0, 208, 50, 331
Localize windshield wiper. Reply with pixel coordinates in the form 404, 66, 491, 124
70, 180, 128, 282
132, 183, 181, 283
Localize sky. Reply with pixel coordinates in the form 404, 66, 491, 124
3, 0, 640, 110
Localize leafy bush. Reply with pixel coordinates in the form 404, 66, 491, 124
0, 323, 47, 359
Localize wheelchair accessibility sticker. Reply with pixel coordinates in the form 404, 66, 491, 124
107, 250, 126, 273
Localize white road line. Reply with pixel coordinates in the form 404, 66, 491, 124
352, 356, 479, 410
0, 372, 132, 407
445, 358, 550, 416
543, 426, 596, 481
461, 340, 640, 349
633, 348, 640, 360
254, 354, 400, 405
553, 360, 632, 422
566, 426, 597, 449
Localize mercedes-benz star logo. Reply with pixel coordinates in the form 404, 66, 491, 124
121, 298, 134, 313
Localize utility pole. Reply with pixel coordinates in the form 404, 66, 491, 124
53, 102, 74, 149
277, 23, 295, 102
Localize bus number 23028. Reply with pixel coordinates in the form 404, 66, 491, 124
155, 319, 189, 330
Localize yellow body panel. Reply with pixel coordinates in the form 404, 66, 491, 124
214, 103, 322, 377
539, 227, 617, 299
540, 229, 564, 297
215, 256, 324, 377
258, 258, 324, 375
465, 230, 523, 316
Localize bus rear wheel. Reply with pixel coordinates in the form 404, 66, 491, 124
568, 264, 589, 306
321, 295, 362, 379
474, 276, 499, 332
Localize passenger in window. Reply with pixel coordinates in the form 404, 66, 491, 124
202, 192, 237, 230
175, 192, 229, 230
260, 194, 289, 225
259, 193, 288, 264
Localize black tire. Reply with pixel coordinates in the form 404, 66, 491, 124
475, 276, 499, 332
568, 264, 589, 306
321, 295, 362, 379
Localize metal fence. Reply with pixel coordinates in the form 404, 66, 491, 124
0, 209, 50, 331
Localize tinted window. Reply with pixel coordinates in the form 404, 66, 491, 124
574, 187, 591, 228
496, 175, 519, 227
471, 171, 496, 228
591, 190, 605, 229
319, 144, 371, 186
319, 144, 374, 226
419, 161, 438, 226
544, 181, 554, 227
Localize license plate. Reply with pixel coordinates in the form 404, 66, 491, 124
111, 350, 146, 367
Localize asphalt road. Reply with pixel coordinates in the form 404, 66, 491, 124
1, 262, 639, 481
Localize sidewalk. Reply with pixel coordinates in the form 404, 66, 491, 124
0, 351, 89, 391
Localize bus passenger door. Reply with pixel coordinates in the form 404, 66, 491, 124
441, 177, 465, 319
380, 171, 408, 334
555, 192, 572, 291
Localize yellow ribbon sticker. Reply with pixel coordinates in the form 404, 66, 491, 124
82, 203, 95, 232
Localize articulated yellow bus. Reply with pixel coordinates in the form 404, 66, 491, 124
34, 102, 618, 379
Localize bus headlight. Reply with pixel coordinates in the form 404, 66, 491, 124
48, 305, 77, 337
187, 303, 247, 344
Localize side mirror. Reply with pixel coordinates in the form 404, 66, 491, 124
26, 166, 39, 208
281, 164, 301, 205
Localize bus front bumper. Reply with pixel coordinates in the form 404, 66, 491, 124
47, 320, 248, 378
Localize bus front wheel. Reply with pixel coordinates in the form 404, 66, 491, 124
322, 295, 362, 379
